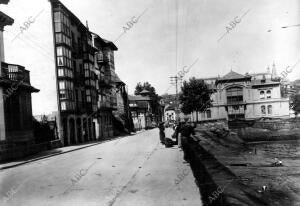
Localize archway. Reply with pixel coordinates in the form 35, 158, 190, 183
77, 118, 82, 143
62, 118, 68, 146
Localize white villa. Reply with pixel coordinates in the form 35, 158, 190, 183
191, 65, 290, 121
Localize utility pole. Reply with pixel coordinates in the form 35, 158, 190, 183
170, 76, 182, 123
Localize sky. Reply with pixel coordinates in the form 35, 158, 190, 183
1, 0, 300, 115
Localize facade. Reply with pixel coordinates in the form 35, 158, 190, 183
191, 68, 290, 122
92, 32, 118, 139
113, 74, 134, 133
1, 63, 39, 144
0, 1, 13, 141
50, 0, 98, 145
164, 105, 176, 122
49, 0, 124, 145
128, 94, 152, 130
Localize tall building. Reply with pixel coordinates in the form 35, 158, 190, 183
49, 0, 101, 145
92, 32, 118, 138
191, 69, 290, 122
49, 0, 125, 145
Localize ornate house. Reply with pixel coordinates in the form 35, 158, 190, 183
191, 67, 290, 122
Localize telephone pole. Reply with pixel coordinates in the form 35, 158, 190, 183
170, 76, 182, 123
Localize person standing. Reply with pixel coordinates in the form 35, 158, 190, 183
158, 122, 165, 145
180, 120, 196, 162
173, 122, 182, 146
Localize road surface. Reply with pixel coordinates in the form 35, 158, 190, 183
0, 128, 202, 206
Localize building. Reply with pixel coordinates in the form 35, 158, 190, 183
92, 32, 118, 138
191, 68, 290, 122
113, 74, 134, 134
50, 0, 100, 145
1, 62, 39, 145
49, 0, 125, 145
0, 0, 13, 141
129, 92, 152, 130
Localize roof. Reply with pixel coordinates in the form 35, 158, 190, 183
114, 73, 124, 84
128, 95, 151, 101
222, 71, 245, 80
91, 32, 118, 50
216, 70, 252, 84
139, 89, 151, 95
251, 79, 280, 87
49, 0, 87, 32
0, 10, 14, 27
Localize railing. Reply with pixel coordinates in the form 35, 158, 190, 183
1, 63, 30, 83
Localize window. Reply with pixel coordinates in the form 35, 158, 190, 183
57, 46, 63, 56
59, 81, 65, 89
57, 57, 64, 66
260, 91, 265, 99
58, 69, 64, 77
54, 22, 62, 32
267, 105, 272, 114
54, 12, 61, 22
61, 102, 66, 111
267, 90, 271, 99
206, 110, 211, 119
55, 34, 62, 43
261, 105, 266, 115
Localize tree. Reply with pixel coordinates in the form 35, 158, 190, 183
290, 94, 300, 117
179, 77, 213, 122
134, 82, 156, 96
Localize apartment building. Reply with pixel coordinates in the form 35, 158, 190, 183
49, 0, 128, 145
92, 32, 118, 138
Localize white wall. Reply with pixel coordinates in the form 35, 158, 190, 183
3, 0, 58, 116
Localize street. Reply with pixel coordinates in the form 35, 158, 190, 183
0, 128, 202, 206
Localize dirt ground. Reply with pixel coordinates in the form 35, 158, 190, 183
195, 127, 300, 206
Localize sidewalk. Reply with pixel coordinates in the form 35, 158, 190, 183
0, 131, 146, 170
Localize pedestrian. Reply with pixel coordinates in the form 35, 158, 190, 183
173, 122, 182, 146
158, 122, 166, 145
180, 119, 196, 162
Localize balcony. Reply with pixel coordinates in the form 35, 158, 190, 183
98, 96, 117, 111
96, 52, 109, 64
1, 62, 30, 84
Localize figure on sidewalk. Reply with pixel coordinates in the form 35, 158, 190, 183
180, 119, 196, 162
172, 122, 182, 146
158, 122, 165, 145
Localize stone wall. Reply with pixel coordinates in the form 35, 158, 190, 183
230, 118, 300, 141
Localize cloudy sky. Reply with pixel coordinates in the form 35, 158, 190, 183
1, 0, 300, 115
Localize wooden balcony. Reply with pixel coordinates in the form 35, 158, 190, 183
1, 62, 30, 84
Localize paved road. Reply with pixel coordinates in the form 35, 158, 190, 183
0, 128, 202, 206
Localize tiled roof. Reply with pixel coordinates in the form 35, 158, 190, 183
0, 10, 14, 27
128, 95, 150, 101
140, 89, 150, 94
222, 71, 245, 80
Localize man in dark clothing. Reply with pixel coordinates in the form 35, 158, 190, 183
158, 122, 165, 145
180, 121, 196, 162
173, 122, 182, 145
